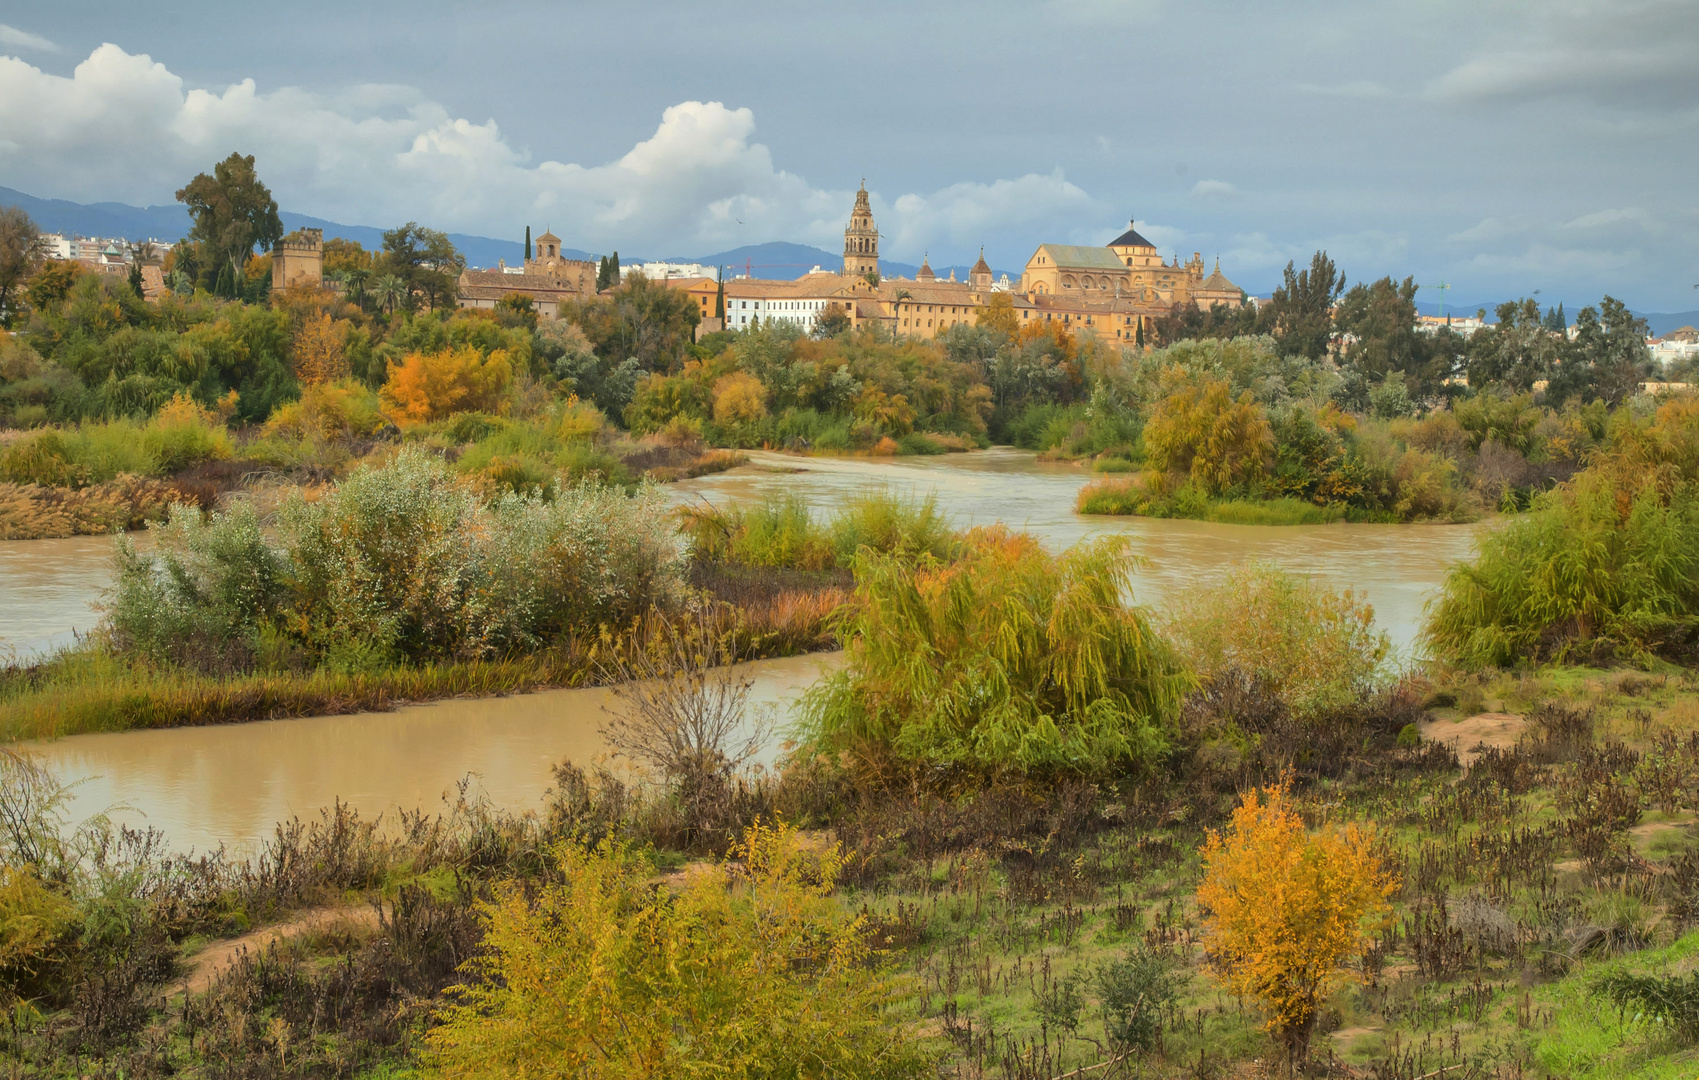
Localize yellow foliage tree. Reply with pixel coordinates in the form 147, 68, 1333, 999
292, 309, 349, 386
379, 346, 513, 427
1196, 781, 1397, 1068
423, 821, 929, 1078
1143, 373, 1273, 494
712, 370, 768, 424
977, 291, 1019, 337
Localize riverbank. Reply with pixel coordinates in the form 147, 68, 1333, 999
0, 587, 841, 742
6, 661, 1696, 1077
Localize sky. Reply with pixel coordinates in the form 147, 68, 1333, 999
1, 1, 1697, 310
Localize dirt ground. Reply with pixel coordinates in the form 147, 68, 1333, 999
1417, 711, 1526, 765
180, 905, 381, 993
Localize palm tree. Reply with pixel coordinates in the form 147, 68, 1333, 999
373, 274, 407, 315
891, 288, 911, 337
345, 267, 371, 309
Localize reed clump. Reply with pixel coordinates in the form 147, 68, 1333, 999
679, 489, 956, 571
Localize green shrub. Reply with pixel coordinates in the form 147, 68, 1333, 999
680, 491, 954, 572
1167, 563, 1391, 720
1594, 969, 1699, 1043
1424, 465, 1699, 667
799, 527, 1185, 777
110, 501, 289, 670
282, 450, 686, 663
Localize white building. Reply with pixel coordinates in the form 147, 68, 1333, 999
1650, 327, 1699, 369
629, 261, 719, 282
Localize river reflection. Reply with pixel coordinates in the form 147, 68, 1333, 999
27, 653, 839, 858
12, 449, 1485, 855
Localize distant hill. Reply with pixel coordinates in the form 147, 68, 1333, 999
0, 185, 544, 271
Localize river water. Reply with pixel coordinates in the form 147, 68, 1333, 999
10, 449, 1484, 855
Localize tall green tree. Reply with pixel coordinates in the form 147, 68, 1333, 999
1334, 275, 1453, 401
0, 205, 43, 326
1466, 298, 1569, 393
596, 255, 611, 291
1548, 296, 1651, 405
378, 223, 464, 312
524, 225, 531, 263
174, 152, 283, 297
1267, 251, 1344, 361
565, 271, 700, 373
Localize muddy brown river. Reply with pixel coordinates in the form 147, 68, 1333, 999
10, 449, 1483, 854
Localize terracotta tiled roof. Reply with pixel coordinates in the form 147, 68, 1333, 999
1036, 244, 1127, 271
457, 269, 588, 301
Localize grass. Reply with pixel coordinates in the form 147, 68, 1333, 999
1077, 477, 1351, 525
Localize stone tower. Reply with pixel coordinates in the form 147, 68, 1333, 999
970, 247, 993, 290
842, 181, 879, 278
271, 228, 323, 291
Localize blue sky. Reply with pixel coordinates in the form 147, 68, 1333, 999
2, 1, 1697, 309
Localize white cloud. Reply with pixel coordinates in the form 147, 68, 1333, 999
1190, 179, 1236, 198
0, 43, 1100, 261
1294, 80, 1394, 100
0, 24, 57, 53
1561, 207, 1654, 230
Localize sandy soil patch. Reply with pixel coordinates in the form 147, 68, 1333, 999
1418, 712, 1525, 765
181, 905, 380, 993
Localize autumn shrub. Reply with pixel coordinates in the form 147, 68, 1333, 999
1142, 372, 1273, 495
262, 378, 386, 440
712, 370, 768, 423
1168, 563, 1392, 720
0, 398, 231, 488
422, 823, 930, 1078
1196, 781, 1397, 1067
798, 528, 1185, 778
0, 865, 75, 1007
380, 345, 514, 427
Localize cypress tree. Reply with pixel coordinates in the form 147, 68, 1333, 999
597, 255, 610, 291
525, 225, 531, 262
609, 251, 620, 283
1136, 319, 1145, 348
715, 274, 725, 319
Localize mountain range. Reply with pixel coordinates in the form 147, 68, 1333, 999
4, 185, 1691, 333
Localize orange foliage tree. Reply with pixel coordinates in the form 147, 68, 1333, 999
379, 345, 513, 426
1196, 781, 1397, 1069
292, 309, 348, 385
1143, 373, 1273, 494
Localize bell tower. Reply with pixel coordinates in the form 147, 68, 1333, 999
842, 180, 879, 278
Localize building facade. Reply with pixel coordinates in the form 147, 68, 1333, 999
457, 228, 598, 317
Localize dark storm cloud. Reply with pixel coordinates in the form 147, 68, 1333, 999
3, 0, 1695, 308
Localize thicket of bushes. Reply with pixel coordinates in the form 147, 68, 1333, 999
110, 449, 688, 673
1426, 397, 1699, 667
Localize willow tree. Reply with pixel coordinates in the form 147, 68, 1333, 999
799, 527, 1185, 779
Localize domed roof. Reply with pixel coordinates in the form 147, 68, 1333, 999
917, 254, 935, 282
1107, 219, 1156, 250
972, 247, 991, 275
1199, 258, 1239, 293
